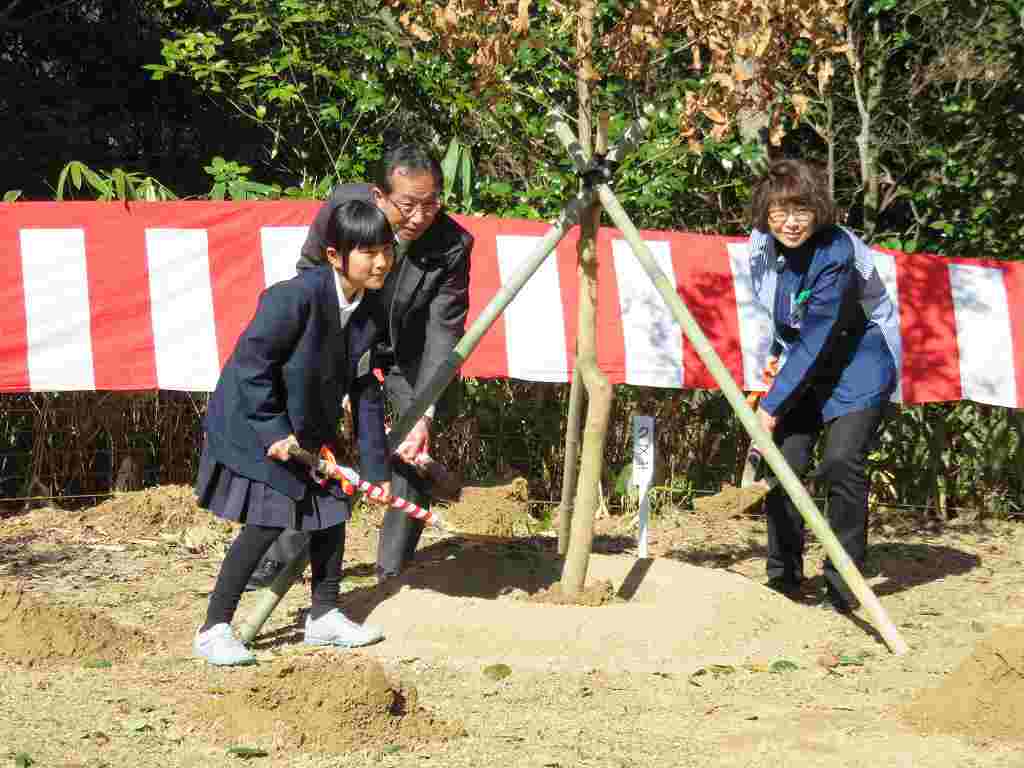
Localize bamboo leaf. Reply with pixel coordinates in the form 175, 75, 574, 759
441, 137, 460, 200
460, 149, 473, 205
113, 169, 128, 201
56, 163, 71, 199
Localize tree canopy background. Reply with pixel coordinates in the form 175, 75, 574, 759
2, 0, 1022, 520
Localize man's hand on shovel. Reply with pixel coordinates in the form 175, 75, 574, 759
390, 418, 463, 502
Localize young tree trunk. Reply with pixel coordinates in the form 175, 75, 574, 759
846, 16, 885, 240
557, 369, 583, 555
560, 0, 613, 597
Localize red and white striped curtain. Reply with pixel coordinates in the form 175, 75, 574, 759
1, 201, 1021, 408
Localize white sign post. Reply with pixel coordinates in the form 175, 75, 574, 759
632, 414, 655, 559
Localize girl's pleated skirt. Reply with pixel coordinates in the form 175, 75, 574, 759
195, 442, 350, 531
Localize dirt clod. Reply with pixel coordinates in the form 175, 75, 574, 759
529, 578, 617, 607
198, 655, 465, 753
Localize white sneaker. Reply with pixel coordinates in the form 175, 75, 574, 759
303, 609, 384, 648
194, 623, 256, 666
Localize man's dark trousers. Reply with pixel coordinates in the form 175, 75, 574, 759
375, 369, 433, 577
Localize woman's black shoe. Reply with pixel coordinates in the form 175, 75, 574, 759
765, 576, 804, 596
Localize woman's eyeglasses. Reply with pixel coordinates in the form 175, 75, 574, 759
767, 206, 814, 225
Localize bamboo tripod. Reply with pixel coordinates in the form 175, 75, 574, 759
239, 107, 909, 656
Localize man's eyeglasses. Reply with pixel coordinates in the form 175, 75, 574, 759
767, 206, 814, 225
387, 195, 441, 218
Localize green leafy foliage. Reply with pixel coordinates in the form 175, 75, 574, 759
153, 0, 474, 191
56, 161, 178, 202
204, 156, 280, 200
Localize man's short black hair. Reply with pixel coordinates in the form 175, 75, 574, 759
325, 199, 393, 271
374, 143, 443, 194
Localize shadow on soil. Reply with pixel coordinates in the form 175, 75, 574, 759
660, 534, 769, 570
251, 536, 564, 647
0, 534, 85, 581
864, 541, 981, 597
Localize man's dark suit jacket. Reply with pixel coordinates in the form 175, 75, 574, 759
297, 183, 473, 416
202, 266, 390, 500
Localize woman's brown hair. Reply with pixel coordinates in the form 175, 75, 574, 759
750, 159, 836, 232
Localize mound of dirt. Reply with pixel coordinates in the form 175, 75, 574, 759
0, 582, 150, 665
199, 654, 465, 753
437, 476, 533, 538
88, 485, 234, 548
905, 625, 1024, 742
359, 553, 839, 674
693, 483, 770, 520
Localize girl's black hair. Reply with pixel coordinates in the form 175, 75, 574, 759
324, 199, 394, 272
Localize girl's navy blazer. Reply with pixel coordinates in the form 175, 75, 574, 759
201, 265, 390, 501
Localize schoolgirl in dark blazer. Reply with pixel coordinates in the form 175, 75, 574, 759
193, 200, 394, 666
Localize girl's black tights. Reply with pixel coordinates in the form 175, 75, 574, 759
201, 523, 344, 632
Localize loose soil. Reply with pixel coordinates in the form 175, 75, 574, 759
2, 485, 1024, 767
528, 578, 618, 606
692, 482, 771, 520
436, 476, 533, 538
198, 654, 466, 753
907, 624, 1024, 743
0, 582, 151, 666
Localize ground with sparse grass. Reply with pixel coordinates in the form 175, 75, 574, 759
2, 484, 1024, 768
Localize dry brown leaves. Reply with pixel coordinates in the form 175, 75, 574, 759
392, 0, 850, 148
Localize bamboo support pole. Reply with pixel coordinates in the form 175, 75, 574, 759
556, 116, 907, 655
237, 543, 310, 644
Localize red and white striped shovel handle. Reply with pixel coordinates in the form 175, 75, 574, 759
287, 444, 449, 532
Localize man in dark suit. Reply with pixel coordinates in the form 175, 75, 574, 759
248, 143, 474, 589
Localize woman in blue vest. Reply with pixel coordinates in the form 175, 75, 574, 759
193, 199, 394, 665
748, 159, 900, 613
